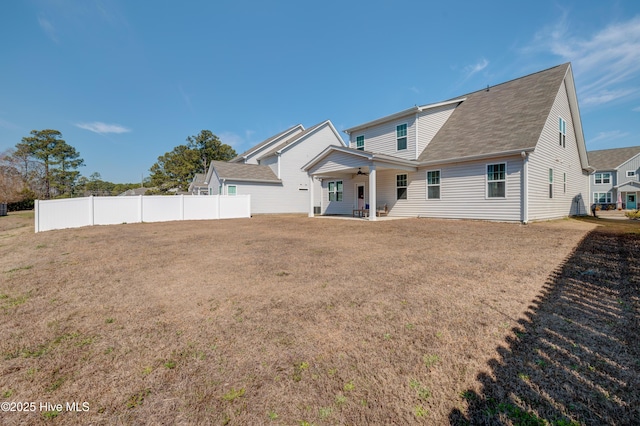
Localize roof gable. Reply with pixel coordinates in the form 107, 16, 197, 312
230, 124, 304, 163
587, 146, 640, 171
256, 120, 346, 161
418, 63, 571, 163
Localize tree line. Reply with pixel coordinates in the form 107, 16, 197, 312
0, 129, 236, 205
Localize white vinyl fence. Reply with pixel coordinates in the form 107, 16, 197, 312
34, 195, 251, 233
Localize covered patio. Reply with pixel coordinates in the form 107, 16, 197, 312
614, 181, 640, 210
302, 146, 419, 221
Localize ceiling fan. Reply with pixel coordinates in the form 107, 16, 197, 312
356, 167, 368, 176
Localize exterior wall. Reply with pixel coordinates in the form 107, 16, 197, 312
416, 104, 458, 156
321, 177, 356, 215
223, 181, 288, 214
308, 151, 367, 175
617, 154, 640, 184
527, 79, 590, 219
259, 155, 279, 177
348, 115, 417, 160
376, 157, 523, 221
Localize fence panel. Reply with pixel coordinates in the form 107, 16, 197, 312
142, 196, 181, 223
183, 196, 219, 220
219, 195, 251, 219
36, 198, 92, 232
94, 197, 140, 225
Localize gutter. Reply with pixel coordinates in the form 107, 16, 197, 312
419, 147, 536, 167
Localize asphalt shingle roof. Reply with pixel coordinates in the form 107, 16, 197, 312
210, 160, 280, 182
587, 146, 640, 171
419, 63, 570, 163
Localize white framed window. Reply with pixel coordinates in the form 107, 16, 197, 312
328, 180, 343, 201
227, 185, 237, 196
426, 170, 440, 199
594, 172, 611, 184
549, 168, 553, 199
594, 192, 612, 203
356, 135, 365, 151
563, 172, 566, 193
559, 117, 566, 148
627, 170, 636, 178
487, 163, 506, 198
396, 174, 408, 200
396, 124, 407, 151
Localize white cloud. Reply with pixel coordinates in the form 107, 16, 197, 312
76, 122, 131, 134
464, 58, 489, 77
527, 15, 640, 106
38, 16, 58, 43
589, 130, 629, 144
409, 86, 420, 94
218, 130, 255, 148
633, 106, 640, 112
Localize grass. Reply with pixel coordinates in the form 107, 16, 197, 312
0, 212, 637, 424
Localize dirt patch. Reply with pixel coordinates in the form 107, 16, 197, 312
0, 212, 636, 425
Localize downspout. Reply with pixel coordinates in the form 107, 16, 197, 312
221, 179, 226, 195
277, 153, 282, 179
415, 112, 420, 159
521, 151, 529, 224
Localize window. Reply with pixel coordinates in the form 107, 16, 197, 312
559, 117, 566, 147
594, 192, 612, 203
594, 172, 611, 184
356, 135, 365, 151
396, 124, 407, 151
328, 180, 343, 201
563, 172, 566, 194
396, 174, 408, 200
227, 185, 237, 196
549, 169, 553, 199
487, 163, 506, 198
627, 170, 637, 178
427, 170, 440, 199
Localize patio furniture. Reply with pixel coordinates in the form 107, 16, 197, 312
376, 204, 388, 217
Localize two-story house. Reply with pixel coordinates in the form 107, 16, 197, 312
587, 146, 640, 210
205, 120, 346, 214
303, 63, 592, 222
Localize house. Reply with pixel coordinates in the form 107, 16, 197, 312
119, 187, 151, 196
587, 146, 640, 210
188, 173, 209, 195
303, 63, 592, 222
205, 120, 347, 214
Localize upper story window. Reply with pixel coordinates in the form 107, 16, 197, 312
487, 163, 506, 198
627, 170, 636, 178
396, 124, 407, 151
594, 172, 611, 184
548, 168, 553, 199
396, 174, 408, 200
559, 117, 566, 148
356, 135, 365, 151
427, 170, 440, 199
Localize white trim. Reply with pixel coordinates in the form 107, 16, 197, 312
626, 170, 636, 178
354, 183, 366, 209
355, 134, 365, 151
522, 152, 529, 223
426, 169, 441, 200
415, 112, 420, 159
486, 162, 507, 199
420, 147, 534, 167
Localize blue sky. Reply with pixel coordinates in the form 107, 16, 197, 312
1, 1, 640, 183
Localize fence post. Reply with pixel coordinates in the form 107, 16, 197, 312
139, 195, 143, 223
89, 196, 95, 226
180, 194, 184, 220
216, 195, 221, 219
34, 200, 39, 233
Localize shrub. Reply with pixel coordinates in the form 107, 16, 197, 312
624, 210, 640, 219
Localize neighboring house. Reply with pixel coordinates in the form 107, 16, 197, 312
119, 187, 151, 196
188, 173, 209, 195
587, 146, 640, 210
303, 63, 592, 222
205, 120, 347, 214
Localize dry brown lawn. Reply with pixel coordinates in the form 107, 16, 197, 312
0, 212, 638, 425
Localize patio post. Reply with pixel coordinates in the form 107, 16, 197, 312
369, 164, 377, 221
308, 174, 314, 217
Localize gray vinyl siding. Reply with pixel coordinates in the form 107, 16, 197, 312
321, 179, 355, 215
416, 104, 458, 156
590, 169, 616, 203
618, 154, 640, 184
375, 158, 523, 221
348, 115, 417, 160
224, 181, 284, 214
242, 127, 304, 164
259, 155, 279, 177
308, 151, 366, 175
528, 79, 590, 219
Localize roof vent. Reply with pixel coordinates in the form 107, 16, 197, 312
486, 84, 490, 92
